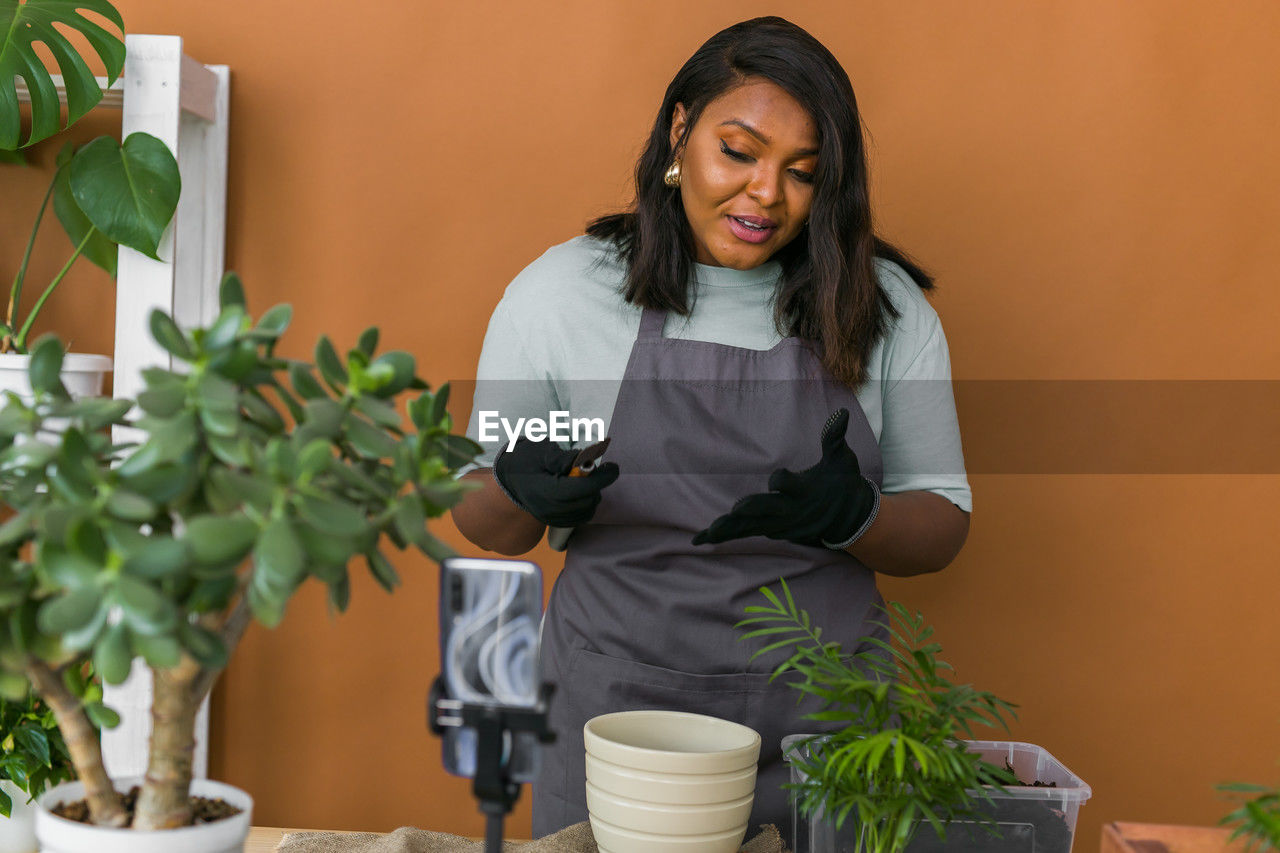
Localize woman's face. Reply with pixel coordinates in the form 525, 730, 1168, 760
670, 78, 819, 269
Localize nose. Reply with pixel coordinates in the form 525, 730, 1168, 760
746, 165, 783, 208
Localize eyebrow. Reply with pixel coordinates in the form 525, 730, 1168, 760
719, 118, 819, 156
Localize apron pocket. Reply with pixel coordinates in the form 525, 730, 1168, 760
567, 646, 775, 723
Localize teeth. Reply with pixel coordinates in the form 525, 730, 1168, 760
735, 217, 768, 231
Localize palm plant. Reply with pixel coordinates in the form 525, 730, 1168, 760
1221, 780, 1280, 852
0, 274, 480, 829
739, 580, 1019, 853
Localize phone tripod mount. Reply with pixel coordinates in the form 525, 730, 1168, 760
428, 676, 556, 852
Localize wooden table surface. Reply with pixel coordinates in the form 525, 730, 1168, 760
246, 826, 494, 852
248, 827, 325, 852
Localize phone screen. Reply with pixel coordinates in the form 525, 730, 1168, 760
438, 558, 543, 781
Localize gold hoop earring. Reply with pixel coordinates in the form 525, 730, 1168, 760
663, 159, 682, 188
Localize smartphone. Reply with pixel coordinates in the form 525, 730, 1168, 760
438, 557, 543, 781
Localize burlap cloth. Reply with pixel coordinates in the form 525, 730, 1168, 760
276, 822, 789, 853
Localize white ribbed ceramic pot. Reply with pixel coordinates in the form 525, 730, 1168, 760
35, 777, 253, 853
584, 710, 761, 853
0, 780, 37, 853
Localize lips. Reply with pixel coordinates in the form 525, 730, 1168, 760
726, 214, 777, 244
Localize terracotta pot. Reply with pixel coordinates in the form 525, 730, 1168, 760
1102, 822, 1252, 853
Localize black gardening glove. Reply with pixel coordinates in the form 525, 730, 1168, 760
691, 408, 880, 549
493, 437, 620, 527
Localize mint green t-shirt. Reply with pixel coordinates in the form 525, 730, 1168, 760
463, 235, 972, 513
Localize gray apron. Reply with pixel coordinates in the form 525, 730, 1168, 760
532, 306, 885, 838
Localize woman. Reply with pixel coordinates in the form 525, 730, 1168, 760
451, 16, 971, 837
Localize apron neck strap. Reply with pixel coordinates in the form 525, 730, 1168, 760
638, 307, 667, 341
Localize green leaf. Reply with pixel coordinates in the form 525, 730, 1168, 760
28, 336, 65, 395
131, 631, 181, 668
148, 310, 194, 360
105, 489, 157, 522
37, 586, 102, 635
297, 526, 357, 567
327, 571, 350, 613
0, 671, 28, 702
356, 327, 378, 358
94, 622, 132, 684
0, 508, 35, 547
186, 515, 258, 565
253, 518, 306, 589
121, 536, 188, 580
84, 702, 120, 729
0, 784, 10, 818
53, 156, 118, 274
366, 550, 400, 593
61, 601, 107, 651
442, 434, 482, 469
354, 394, 401, 430
247, 580, 285, 629
137, 381, 187, 418
255, 304, 292, 338
314, 336, 346, 392
115, 575, 177, 636
295, 494, 367, 538
13, 725, 50, 768
344, 413, 397, 459
69, 133, 181, 260
368, 351, 415, 396
393, 497, 426, 547
0, 147, 24, 165
208, 469, 276, 512
185, 575, 237, 613
203, 305, 246, 351
241, 390, 285, 433
219, 272, 246, 309
0, 0, 125, 148
297, 439, 332, 478
178, 622, 227, 669
299, 399, 345, 440
429, 383, 451, 427
289, 363, 327, 400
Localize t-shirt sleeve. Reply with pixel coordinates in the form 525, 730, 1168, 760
456, 299, 560, 477
876, 279, 973, 513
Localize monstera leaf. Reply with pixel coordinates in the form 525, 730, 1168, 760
0, 0, 126, 150
59, 133, 181, 262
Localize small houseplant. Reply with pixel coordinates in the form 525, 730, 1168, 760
1220, 779, 1280, 852
0, 689, 77, 852
740, 580, 1085, 853
2, 0, 181, 363
0, 273, 479, 849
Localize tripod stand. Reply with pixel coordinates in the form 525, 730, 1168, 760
429, 676, 555, 853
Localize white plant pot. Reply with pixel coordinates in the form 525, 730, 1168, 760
0, 780, 37, 853
0, 352, 112, 401
35, 777, 253, 853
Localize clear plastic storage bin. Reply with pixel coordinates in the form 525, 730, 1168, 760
782, 737, 1092, 853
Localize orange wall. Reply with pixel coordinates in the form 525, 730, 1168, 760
3, 0, 1279, 846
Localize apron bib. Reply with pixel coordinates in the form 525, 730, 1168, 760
533, 306, 885, 839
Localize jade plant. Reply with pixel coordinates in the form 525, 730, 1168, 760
0, 689, 77, 817
0, 273, 480, 829
739, 580, 1019, 853
2, 0, 181, 354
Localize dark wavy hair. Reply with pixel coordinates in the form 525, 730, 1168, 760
586, 16, 933, 388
